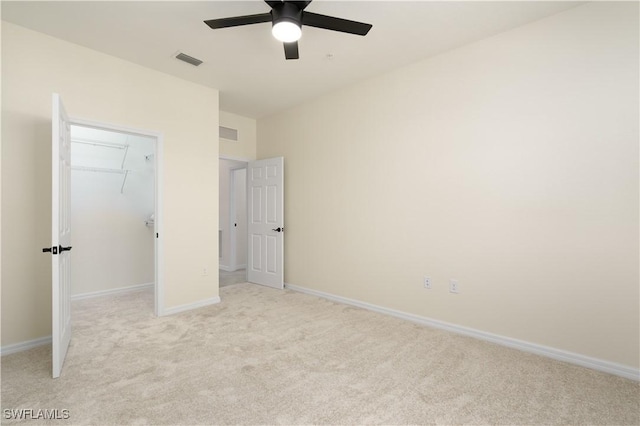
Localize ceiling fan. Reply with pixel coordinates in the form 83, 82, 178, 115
204, 0, 372, 60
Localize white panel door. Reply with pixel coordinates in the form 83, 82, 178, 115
247, 157, 284, 289
50, 93, 72, 378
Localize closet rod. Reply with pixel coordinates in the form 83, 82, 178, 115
71, 138, 127, 149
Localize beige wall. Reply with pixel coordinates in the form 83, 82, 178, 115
219, 110, 256, 160
1, 22, 219, 346
258, 2, 639, 368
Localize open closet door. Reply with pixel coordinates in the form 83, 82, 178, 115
247, 157, 284, 289
49, 93, 72, 378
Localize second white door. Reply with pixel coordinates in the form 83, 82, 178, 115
247, 157, 284, 289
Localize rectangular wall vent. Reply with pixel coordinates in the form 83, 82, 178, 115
175, 52, 203, 67
219, 126, 238, 141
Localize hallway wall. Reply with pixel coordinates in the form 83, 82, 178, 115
219, 159, 247, 271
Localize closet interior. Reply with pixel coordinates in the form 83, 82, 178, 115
70, 125, 156, 302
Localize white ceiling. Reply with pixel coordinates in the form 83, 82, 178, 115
2, 1, 581, 119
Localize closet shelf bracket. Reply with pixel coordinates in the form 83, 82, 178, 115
120, 170, 129, 194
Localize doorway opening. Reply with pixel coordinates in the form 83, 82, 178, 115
219, 158, 248, 287
68, 121, 162, 314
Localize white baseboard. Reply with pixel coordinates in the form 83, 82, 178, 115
284, 283, 639, 381
1, 336, 51, 356
219, 264, 231, 272
162, 296, 221, 316
71, 282, 154, 301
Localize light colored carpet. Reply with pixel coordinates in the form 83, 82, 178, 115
219, 269, 247, 287
1, 283, 638, 425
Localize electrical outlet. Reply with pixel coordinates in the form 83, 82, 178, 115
203, 267, 209, 276
449, 279, 459, 294
423, 276, 432, 289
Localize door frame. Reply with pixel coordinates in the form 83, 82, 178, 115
70, 116, 165, 316
219, 155, 250, 275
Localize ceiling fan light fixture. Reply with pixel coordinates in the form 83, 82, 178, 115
272, 20, 301, 42
204, 0, 372, 60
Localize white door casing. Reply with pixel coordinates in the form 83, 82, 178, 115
51, 93, 72, 378
69, 118, 163, 316
247, 157, 284, 289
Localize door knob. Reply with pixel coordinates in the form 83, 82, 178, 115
43, 246, 72, 254
271, 227, 283, 232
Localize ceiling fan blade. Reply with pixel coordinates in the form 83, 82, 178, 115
284, 41, 299, 60
204, 13, 272, 30
302, 11, 372, 36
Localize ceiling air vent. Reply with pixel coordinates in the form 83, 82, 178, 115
219, 126, 238, 141
175, 52, 203, 67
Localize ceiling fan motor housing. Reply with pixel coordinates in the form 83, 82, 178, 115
272, 2, 303, 28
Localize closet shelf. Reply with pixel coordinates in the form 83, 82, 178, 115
71, 136, 131, 194
71, 166, 131, 194
71, 166, 131, 174
71, 138, 127, 150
